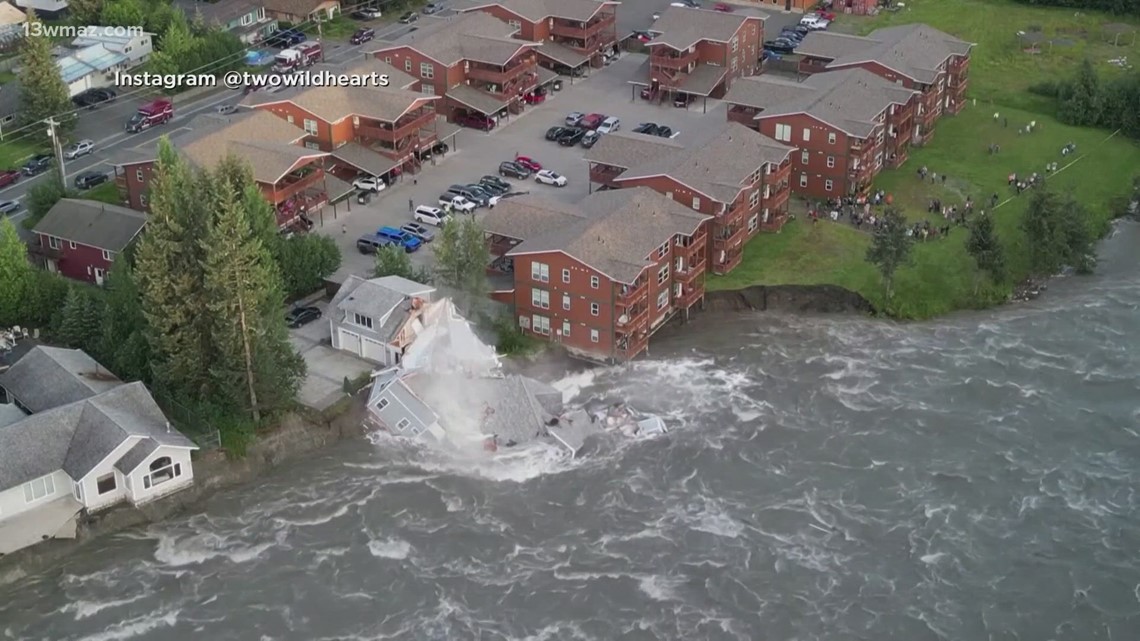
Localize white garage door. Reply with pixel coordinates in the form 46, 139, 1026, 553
339, 329, 361, 356
362, 337, 387, 364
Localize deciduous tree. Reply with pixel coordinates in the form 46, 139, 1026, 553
1058, 59, 1102, 126
19, 10, 74, 140
24, 170, 74, 229
864, 207, 913, 300
965, 213, 1006, 293
0, 217, 33, 326
374, 244, 431, 283
433, 216, 489, 295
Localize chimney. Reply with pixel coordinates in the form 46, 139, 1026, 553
165, 421, 172, 433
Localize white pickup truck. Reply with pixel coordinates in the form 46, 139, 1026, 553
439, 194, 477, 213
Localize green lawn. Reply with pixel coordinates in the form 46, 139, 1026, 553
82, 181, 123, 205
0, 138, 43, 171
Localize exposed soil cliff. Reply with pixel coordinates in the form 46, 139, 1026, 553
702, 285, 875, 315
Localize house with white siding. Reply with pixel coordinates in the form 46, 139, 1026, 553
329, 275, 436, 367
58, 26, 154, 97
0, 345, 197, 556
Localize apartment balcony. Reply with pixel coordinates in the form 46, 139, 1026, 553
614, 333, 650, 361
616, 279, 649, 306
849, 138, 868, 152
616, 304, 650, 332
465, 59, 537, 89
762, 187, 790, 212
675, 258, 704, 284
550, 13, 616, 41
711, 224, 746, 251
354, 108, 435, 145
589, 164, 625, 185
264, 166, 324, 204
677, 285, 703, 309
650, 47, 699, 71
712, 247, 742, 275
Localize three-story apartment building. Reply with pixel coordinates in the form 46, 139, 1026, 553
482, 188, 710, 363
458, 0, 619, 73
724, 69, 919, 199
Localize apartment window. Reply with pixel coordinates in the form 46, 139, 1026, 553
96, 473, 116, 495
286, 114, 295, 124
826, 156, 835, 168
825, 179, 834, 191
532, 314, 551, 335
875, 152, 884, 170
377, 397, 389, 410
657, 264, 669, 284
748, 169, 760, 184
508, 19, 521, 28
384, 56, 392, 64
799, 174, 807, 188
802, 128, 811, 142
395, 418, 411, 431
731, 36, 738, 52
420, 62, 434, 79
561, 268, 570, 283
562, 293, 570, 311
590, 275, 599, 289
531, 288, 550, 309
304, 141, 320, 150
590, 329, 599, 343
665, 191, 673, 200
590, 302, 599, 316
562, 320, 570, 337
69, 240, 76, 249
73, 483, 82, 501
674, 283, 682, 298
404, 59, 412, 72
135, 169, 143, 181
140, 194, 148, 207
692, 196, 701, 210
748, 214, 759, 232
730, 57, 737, 72
657, 242, 668, 258
352, 313, 373, 329
303, 119, 318, 135
656, 291, 669, 310
421, 85, 435, 96
23, 475, 54, 503
241, 12, 254, 26
800, 150, 809, 164
47, 236, 60, 250
531, 261, 549, 282
749, 190, 760, 208
102, 249, 114, 261
828, 132, 837, 144
774, 123, 791, 142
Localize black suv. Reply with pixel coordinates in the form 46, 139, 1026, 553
633, 122, 660, 135
545, 126, 568, 141
499, 160, 531, 179
74, 171, 108, 190
558, 128, 586, 146
480, 175, 511, 194
21, 154, 53, 176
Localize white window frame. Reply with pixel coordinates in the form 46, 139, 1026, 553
800, 150, 809, 164
656, 291, 668, 309
692, 196, 701, 210
562, 293, 570, 311
303, 119, 318, 135
532, 314, 551, 335
395, 418, 411, 431
377, 397, 389, 409
590, 302, 599, 316
352, 313, 373, 329
590, 275, 599, 289
561, 268, 570, 283
590, 329, 599, 343
420, 62, 434, 79
102, 249, 114, 261
828, 132, 837, 144
48, 236, 61, 250
802, 128, 811, 142
404, 58, 412, 72
657, 242, 668, 258
421, 84, 435, 96
143, 457, 179, 490
22, 475, 54, 503
799, 174, 807, 188
96, 472, 116, 495
826, 156, 835, 168
135, 168, 143, 181
825, 179, 834, 191
657, 264, 669, 284
140, 194, 148, 207
748, 214, 759, 231
749, 190, 760, 208
774, 123, 791, 142
562, 320, 570, 337
69, 240, 76, 249
531, 262, 549, 283
531, 288, 549, 309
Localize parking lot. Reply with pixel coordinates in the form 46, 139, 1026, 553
317, 52, 735, 281
287, 299, 376, 410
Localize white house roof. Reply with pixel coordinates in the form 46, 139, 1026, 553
0, 346, 121, 413
72, 25, 152, 49
58, 44, 128, 83
369, 275, 435, 299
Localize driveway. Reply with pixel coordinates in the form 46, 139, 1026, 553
287, 300, 376, 411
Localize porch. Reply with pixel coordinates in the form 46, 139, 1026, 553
628, 59, 726, 113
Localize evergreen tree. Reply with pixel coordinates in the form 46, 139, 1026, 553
276, 234, 342, 298
0, 217, 33, 326
1021, 189, 1070, 275
965, 213, 1006, 294
57, 286, 103, 351
1058, 59, 1102, 127
66, 0, 105, 26
25, 170, 74, 229
101, 0, 147, 30
864, 207, 913, 300
433, 216, 489, 294
19, 10, 74, 140
23, 270, 71, 331
1058, 196, 1096, 274
98, 259, 152, 383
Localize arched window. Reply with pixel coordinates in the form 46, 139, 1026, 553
149, 456, 172, 472
143, 455, 182, 490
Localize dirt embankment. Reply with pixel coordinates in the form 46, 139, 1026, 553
702, 284, 875, 314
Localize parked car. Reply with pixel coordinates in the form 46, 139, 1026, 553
712, 2, 733, 10
581, 130, 601, 148
266, 28, 305, 47
352, 7, 382, 19
674, 94, 693, 108
74, 171, 108, 190
780, 29, 805, 43
764, 40, 796, 54
564, 111, 585, 127
21, 154, 52, 176
64, 139, 94, 160
353, 175, 386, 192
801, 15, 830, 30
633, 30, 654, 44
524, 89, 547, 105
559, 128, 586, 146
457, 113, 495, 131
465, 184, 501, 206
0, 169, 19, 188
285, 306, 322, 328
422, 2, 442, 13
580, 113, 605, 129
398, 11, 418, 23
448, 184, 495, 207
514, 156, 542, 172
440, 194, 477, 213
655, 125, 675, 138
633, 122, 660, 135
356, 233, 393, 254
401, 222, 435, 243
0, 200, 19, 215
597, 116, 621, 133
479, 176, 511, 194
546, 126, 569, 141
350, 27, 375, 44
377, 226, 422, 252
414, 205, 448, 226
73, 88, 116, 109
535, 170, 567, 187
216, 104, 238, 114
499, 160, 531, 179
762, 49, 783, 62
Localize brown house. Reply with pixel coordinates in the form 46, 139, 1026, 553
632, 6, 765, 109
261, 0, 339, 23
457, 0, 619, 73
795, 24, 973, 143
368, 12, 557, 123
113, 111, 352, 228
482, 188, 710, 363
584, 122, 793, 275
724, 69, 919, 199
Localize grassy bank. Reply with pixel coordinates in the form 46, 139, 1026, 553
708, 0, 1140, 319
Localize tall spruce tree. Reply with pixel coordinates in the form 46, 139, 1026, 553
19, 10, 74, 140
965, 213, 1006, 294
0, 217, 33, 326
98, 259, 152, 383
57, 286, 103, 352
864, 207, 913, 300
1021, 189, 1070, 276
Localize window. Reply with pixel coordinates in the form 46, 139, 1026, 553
562, 293, 570, 311
774, 123, 791, 142
531, 262, 549, 282
48, 236, 60, 250
800, 151, 809, 165
421, 85, 435, 96
828, 132, 837, 144
142, 456, 180, 490
799, 174, 807, 188
657, 242, 668, 258
96, 473, 116, 495
420, 62, 434, 79
508, 19, 521, 28
304, 141, 321, 150
395, 418, 411, 431
531, 288, 549, 309
241, 12, 254, 26
657, 291, 669, 309
404, 59, 412, 72
749, 190, 760, 208
352, 313, 373, 329
748, 169, 760, 184
287, 114, 295, 124
562, 320, 570, 337
824, 179, 834, 191
590, 302, 599, 316
657, 264, 669, 284
590, 329, 599, 343
140, 194, 148, 207
826, 156, 835, 168
102, 249, 114, 261
692, 196, 701, 210
561, 268, 570, 283
384, 56, 392, 64
23, 475, 54, 503
590, 275, 599, 289
73, 483, 82, 501
748, 214, 759, 232
802, 128, 811, 142
303, 119, 318, 134
135, 169, 143, 181
69, 240, 76, 249
377, 397, 389, 410
532, 314, 551, 335
731, 36, 738, 52
665, 192, 673, 200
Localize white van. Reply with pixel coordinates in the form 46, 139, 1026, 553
598, 116, 621, 134
414, 205, 448, 226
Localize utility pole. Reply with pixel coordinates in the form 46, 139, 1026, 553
45, 118, 66, 191
316, 18, 325, 61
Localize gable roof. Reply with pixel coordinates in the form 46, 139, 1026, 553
648, 6, 759, 51
723, 68, 919, 138
372, 12, 532, 66
798, 23, 973, 84
189, 0, 264, 27
370, 275, 435, 298
328, 56, 418, 89
487, 187, 710, 284
0, 346, 122, 414
171, 110, 320, 184
244, 83, 436, 123
457, 0, 613, 22
332, 275, 427, 342
0, 2, 27, 27
262, 0, 328, 18
33, 199, 146, 252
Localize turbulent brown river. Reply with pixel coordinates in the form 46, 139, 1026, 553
1, 221, 1138, 641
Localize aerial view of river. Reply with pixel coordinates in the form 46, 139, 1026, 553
1, 221, 1137, 641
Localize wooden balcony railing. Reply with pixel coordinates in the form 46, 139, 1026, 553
650, 47, 699, 71
617, 304, 650, 332
265, 167, 324, 204
589, 165, 625, 184
466, 60, 536, 87
550, 14, 615, 40
355, 109, 435, 145
712, 248, 742, 275
712, 225, 746, 250
616, 279, 649, 306
677, 285, 703, 308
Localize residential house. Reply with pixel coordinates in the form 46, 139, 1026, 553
113, 110, 352, 227
13, 0, 67, 20
456, 0, 619, 72
329, 275, 437, 366
482, 187, 710, 363
634, 6, 764, 108
584, 121, 794, 275
261, 0, 339, 24
190, 0, 278, 44
794, 24, 973, 142
723, 68, 919, 199
0, 346, 198, 556
242, 57, 459, 178
29, 199, 147, 286
0, 2, 27, 40
59, 26, 154, 97
0, 79, 20, 131
369, 12, 557, 122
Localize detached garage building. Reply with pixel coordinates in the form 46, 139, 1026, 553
329, 275, 436, 366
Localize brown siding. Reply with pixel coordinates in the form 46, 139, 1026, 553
116, 160, 156, 212
511, 252, 620, 357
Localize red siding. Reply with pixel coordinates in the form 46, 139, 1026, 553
34, 234, 117, 284
116, 160, 155, 212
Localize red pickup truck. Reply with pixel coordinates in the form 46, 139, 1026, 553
0, 169, 20, 188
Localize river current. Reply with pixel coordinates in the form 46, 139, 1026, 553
1, 222, 1138, 641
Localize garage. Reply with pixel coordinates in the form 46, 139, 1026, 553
362, 337, 388, 364
339, 329, 361, 355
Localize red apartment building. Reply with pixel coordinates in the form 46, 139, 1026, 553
114, 110, 351, 228
482, 188, 710, 363
634, 6, 764, 109
724, 69, 919, 199
458, 0, 619, 73
584, 122, 793, 275
29, 199, 146, 286
368, 12, 557, 123
794, 24, 973, 143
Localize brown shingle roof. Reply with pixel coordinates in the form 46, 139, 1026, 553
457, 0, 612, 22
648, 6, 758, 51
375, 12, 532, 66
794, 31, 878, 61
320, 56, 419, 89
243, 84, 435, 123
724, 68, 918, 139
798, 24, 973, 84
189, 0, 264, 28
500, 188, 709, 284
33, 199, 147, 251
171, 111, 321, 184
262, 0, 330, 18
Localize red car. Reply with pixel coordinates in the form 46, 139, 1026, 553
457, 113, 495, 131
0, 169, 20, 188
524, 89, 546, 105
514, 156, 542, 171
712, 2, 734, 11
816, 9, 836, 20
580, 113, 605, 129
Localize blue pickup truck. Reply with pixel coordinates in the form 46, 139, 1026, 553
376, 226, 422, 252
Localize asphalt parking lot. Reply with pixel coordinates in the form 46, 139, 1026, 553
287, 299, 376, 410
